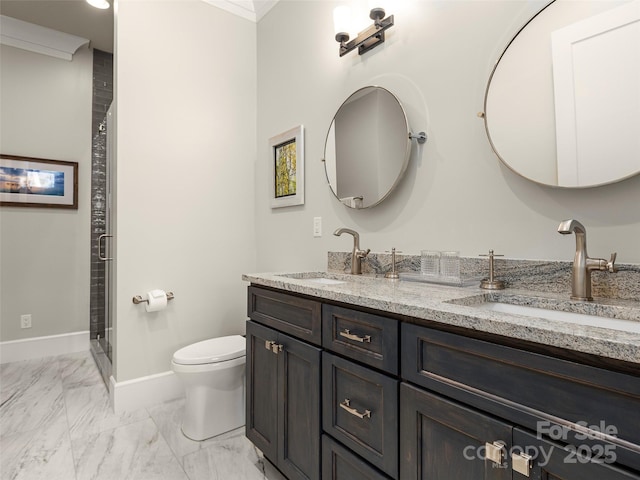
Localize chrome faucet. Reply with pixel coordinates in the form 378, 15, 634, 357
557, 219, 617, 301
334, 228, 370, 275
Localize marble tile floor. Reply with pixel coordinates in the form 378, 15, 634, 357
0, 352, 287, 480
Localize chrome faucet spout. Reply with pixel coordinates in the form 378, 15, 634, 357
557, 219, 617, 301
334, 227, 370, 275
334, 228, 360, 249
557, 219, 585, 235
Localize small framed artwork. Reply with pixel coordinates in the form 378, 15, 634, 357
270, 125, 304, 208
0, 154, 78, 209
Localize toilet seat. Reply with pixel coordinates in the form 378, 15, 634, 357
172, 335, 245, 365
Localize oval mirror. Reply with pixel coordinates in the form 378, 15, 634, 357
323, 86, 411, 208
483, 0, 640, 188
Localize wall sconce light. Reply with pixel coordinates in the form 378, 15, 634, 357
333, 5, 394, 57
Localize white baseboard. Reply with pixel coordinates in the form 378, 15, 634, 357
110, 370, 184, 414
0, 331, 89, 364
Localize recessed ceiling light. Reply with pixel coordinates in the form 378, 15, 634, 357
87, 0, 110, 10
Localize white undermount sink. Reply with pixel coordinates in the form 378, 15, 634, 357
474, 302, 640, 334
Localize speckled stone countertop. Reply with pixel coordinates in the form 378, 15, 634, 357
241, 270, 640, 365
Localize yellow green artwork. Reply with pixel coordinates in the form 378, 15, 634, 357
274, 139, 297, 198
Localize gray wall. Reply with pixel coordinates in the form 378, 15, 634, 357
114, 0, 257, 382
0, 45, 92, 342
255, 1, 640, 273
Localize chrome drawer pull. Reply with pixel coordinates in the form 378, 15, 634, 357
339, 329, 371, 343
339, 399, 371, 419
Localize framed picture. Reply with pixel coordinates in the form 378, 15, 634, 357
270, 125, 304, 208
0, 154, 78, 209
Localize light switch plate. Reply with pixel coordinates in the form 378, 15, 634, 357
313, 217, 322, 237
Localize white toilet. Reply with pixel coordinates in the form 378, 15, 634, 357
171, 335, 246, 441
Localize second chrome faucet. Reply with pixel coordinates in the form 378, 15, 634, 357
334, 228, 370, 274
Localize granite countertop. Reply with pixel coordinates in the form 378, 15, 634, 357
242, 271, 640, 365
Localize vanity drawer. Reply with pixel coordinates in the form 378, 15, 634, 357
401, 322, 640, 471
322, 435, 392, 480
322, 352, 398, 479
248, 286, 322, 346
322, 305, 399, 375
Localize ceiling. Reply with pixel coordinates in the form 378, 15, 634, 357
0, 0, 114, 53
0, 0, 280, 55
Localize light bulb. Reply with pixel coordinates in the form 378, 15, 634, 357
87, 0, 110, 10
333, 6, 351, 38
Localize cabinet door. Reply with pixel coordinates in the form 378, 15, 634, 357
400, 383, 512, 480
513, 429, 640, 480
246, 320, 279, 462
278, 331, 322, 480
322, 435, 392, 480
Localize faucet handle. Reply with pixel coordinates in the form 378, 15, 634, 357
384, 248, 400, 280
357, 248, 371, 259
607, 253, 618, 273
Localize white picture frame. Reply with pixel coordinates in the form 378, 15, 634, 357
269, 125, 304, 208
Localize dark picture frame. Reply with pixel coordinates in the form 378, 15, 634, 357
0, 154, 78, 209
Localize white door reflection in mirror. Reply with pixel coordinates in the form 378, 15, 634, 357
552, 0, 640, 186
484, 0, 640, 188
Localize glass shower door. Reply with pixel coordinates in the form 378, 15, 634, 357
90, 104, 114, 385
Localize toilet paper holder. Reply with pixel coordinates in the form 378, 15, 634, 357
132, 291, 175, 305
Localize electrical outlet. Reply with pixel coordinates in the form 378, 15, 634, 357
20, 314, 32, 329
313, 217, 322, 237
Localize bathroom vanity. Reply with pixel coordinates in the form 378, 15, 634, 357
243, 272, 640, 480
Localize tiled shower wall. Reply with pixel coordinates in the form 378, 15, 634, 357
90, 49, 113, 342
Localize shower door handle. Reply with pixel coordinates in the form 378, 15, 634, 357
98, 234, 113, 261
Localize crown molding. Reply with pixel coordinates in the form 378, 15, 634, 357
202, 0, 279, 22
0, 15, 90, 60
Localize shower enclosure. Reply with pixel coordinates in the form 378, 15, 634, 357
90, 105, 114, 386
90, 49, 114, 386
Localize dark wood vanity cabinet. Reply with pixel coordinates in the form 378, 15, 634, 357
401, 322, 640, 479
246, 318, 321, 480
400, 382, 639, 480
246, 285, 640, 480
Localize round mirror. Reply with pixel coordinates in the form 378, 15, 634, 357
323, 86, 411, 208
483, 0, 640, 188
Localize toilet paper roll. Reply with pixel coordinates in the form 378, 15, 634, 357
145, 289, 168, 312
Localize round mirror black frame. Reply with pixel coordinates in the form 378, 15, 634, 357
323, 86, 412, 208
